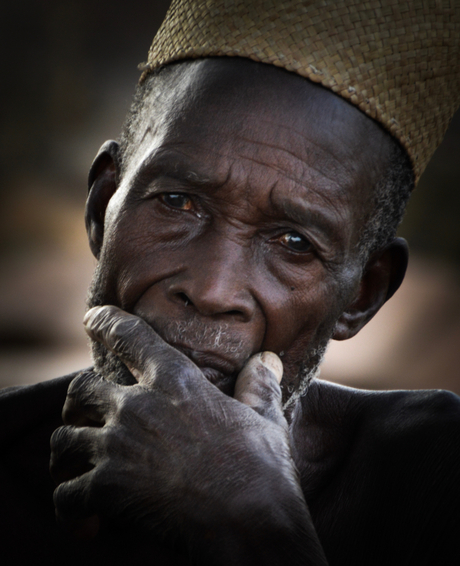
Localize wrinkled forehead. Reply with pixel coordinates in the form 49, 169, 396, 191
126, 58, 393, 210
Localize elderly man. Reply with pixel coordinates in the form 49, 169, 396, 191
2, 1, 460, 564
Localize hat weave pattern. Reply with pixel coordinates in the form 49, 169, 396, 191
142, 0, 460, 183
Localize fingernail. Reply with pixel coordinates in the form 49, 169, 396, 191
260, 352, 283, 383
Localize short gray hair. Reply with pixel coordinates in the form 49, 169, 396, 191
356, 140, 414, 265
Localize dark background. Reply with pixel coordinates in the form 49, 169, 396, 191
1, 0, 459, 391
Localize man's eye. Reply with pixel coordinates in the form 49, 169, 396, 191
160, 193, 193, 210
278, 232, 312, 253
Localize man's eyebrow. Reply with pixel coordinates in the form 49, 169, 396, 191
273, 196, 345, 246
131, 150, 346, 246
131, 152, 216, 191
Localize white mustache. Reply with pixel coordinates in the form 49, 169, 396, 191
160, 317, 246, 356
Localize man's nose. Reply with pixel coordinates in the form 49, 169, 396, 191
168, 235, 256, 321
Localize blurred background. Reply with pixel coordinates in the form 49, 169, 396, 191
1, 0, 459, 392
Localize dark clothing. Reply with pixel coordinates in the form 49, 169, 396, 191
0, 372, 189, 565
1, 373, 460, 565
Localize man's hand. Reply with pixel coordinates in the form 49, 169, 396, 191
50, 306, 327, 565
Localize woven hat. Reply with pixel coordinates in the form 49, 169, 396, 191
141, 0, 460, 184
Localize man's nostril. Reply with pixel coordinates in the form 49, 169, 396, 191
177, 292, 192, 307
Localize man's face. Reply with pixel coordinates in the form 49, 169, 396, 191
89, 58, 392, 402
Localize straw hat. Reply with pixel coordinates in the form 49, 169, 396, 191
141, 0, 460, 184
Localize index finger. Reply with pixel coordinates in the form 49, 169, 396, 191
84, 306, 204, 394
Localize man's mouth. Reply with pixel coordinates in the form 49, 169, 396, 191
130, 311, 254, 395
169, 342, 242, 395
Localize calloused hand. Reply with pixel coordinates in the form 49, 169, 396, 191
50, 306, 327, 565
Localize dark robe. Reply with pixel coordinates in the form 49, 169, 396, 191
1, 372, 459, 565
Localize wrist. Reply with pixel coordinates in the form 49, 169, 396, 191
185, 475, 326, 565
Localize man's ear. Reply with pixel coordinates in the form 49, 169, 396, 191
333, 237, 409, 341
85, 140, 120, 259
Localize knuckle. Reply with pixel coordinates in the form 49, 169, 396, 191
50, 426, 92, 484
63, 372, 103, 424
113, 387, 155, 428
53, 482, 66, 510
50, 425, 74, 453
54, 482, 89, 521
67, 370, 97, 398
90, 305, 120, 332
53, 470, 100, 520
106, 316, 148, 360
50, 427, 70, 479
107, 316, 134, 344
85, 462, 111, 514
86, 306, 139, 350
53, 481, 79, 518
157, 356, 201, 392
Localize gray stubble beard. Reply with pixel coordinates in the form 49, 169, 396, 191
86, 264, 332, 408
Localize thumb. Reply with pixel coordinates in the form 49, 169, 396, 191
234, 352, 285, 426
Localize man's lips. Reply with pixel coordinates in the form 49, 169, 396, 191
170, 342, 241, 376
166, 341, 243, 393
131, 311, 253, 392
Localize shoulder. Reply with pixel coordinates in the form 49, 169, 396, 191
357, 386, 460, 456
301, 379, 460, 439
295, 379, 460, 511
304, 380, 460, 505
311, 380, 460, 463
296, 381, 460, 565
